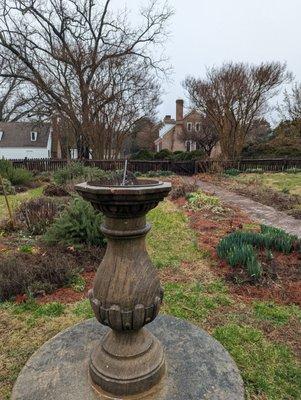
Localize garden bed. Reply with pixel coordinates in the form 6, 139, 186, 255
0, 169, 301, 400
179, 193, 301, 306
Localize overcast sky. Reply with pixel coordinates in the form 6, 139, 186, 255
124, 0, 301, 122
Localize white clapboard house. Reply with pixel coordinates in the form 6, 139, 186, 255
0, 122, 52, 159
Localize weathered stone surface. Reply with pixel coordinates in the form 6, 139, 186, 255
12, 315, 244, 400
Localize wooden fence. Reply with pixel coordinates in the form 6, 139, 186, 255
9, 157, 301, 176
197, 158, 301, 173
10, 159, 197, 175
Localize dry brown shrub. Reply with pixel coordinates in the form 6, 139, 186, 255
168, 177, 198, 200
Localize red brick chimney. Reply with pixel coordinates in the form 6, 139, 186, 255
164, 115, 172, 123
176, 99, 184, 124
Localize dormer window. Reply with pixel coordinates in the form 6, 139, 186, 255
31, 131, 38, 141
187, 122, 193, 132
0, 131, 3, 141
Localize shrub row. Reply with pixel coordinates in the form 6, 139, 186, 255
131, 149, 205, 161
53, 162, 112, 185
134, 170, 175, 178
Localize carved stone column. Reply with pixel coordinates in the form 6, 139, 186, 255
76, 180, 171, 397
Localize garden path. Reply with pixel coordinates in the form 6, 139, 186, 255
196, 180, 301, 239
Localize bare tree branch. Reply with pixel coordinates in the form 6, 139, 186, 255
184, 62, 291, 159
0, 0, 173, 158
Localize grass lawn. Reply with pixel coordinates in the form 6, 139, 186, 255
147, 200, 206, 268
236, 172, 301, 196
1, 200, 300, 400
0, 187, 44, 220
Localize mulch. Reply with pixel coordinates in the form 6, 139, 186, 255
37, 271, 95, 304
177, 196, 301, 306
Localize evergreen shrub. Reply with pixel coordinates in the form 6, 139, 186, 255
0, 178, 15, 195
131, 150, 154, 160
44, 197, 104, 246
224, 168, 240, 176
0, 159, 33, 185
153, 149, 173, 160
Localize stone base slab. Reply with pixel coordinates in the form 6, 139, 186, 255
11, 315, 244, 400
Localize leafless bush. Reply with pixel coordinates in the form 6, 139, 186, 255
169, 178, 198, 200
15, 197, 67, 235
0, 252, 78, 301
43, 184, 70, 197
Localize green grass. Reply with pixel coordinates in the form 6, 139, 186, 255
236, 172, 301, 196
0, 186, 43, 219
72, 300, 94, 319
253, 301, 301, 326
147, 200, 205, 268
162, 281, 232, 322
214, 324, 301, 400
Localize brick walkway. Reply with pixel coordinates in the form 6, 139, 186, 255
197, 180, 301, 239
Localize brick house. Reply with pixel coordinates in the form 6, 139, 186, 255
154, 99, 203, 152
124, 117, 159, 156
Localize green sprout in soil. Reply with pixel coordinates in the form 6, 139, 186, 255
217, 225, 299, 280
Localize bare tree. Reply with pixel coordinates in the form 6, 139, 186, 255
279, 83, 301, 124
246, 118, 271, 144
181, 114, 218, 156
126, 117, 159, 155
184, 62, 291, 159
0, 0, 173, 158
89, 55, 161, 159
0, 57, 45, 121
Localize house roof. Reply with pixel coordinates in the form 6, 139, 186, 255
159, 122, 175, 139
0, 122, 50, 148
158, 109, 200, 141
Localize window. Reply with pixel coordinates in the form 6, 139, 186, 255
0, 131, 3, 141
195, 122, 201, 132
185, 140, 192, 152
187, 122, 193, 132
70, 149, 78, 159
31, 131, 38, 141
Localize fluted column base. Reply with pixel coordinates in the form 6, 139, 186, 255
89, 329, 165, 396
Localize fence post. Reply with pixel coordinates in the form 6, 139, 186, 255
194, 160, 198, 174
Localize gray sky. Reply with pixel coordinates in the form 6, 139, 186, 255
126, 0, 301, 121
122, 0, 301, 122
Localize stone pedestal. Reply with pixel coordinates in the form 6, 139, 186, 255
11, 316, 245, 400
75, 180, 171, 396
